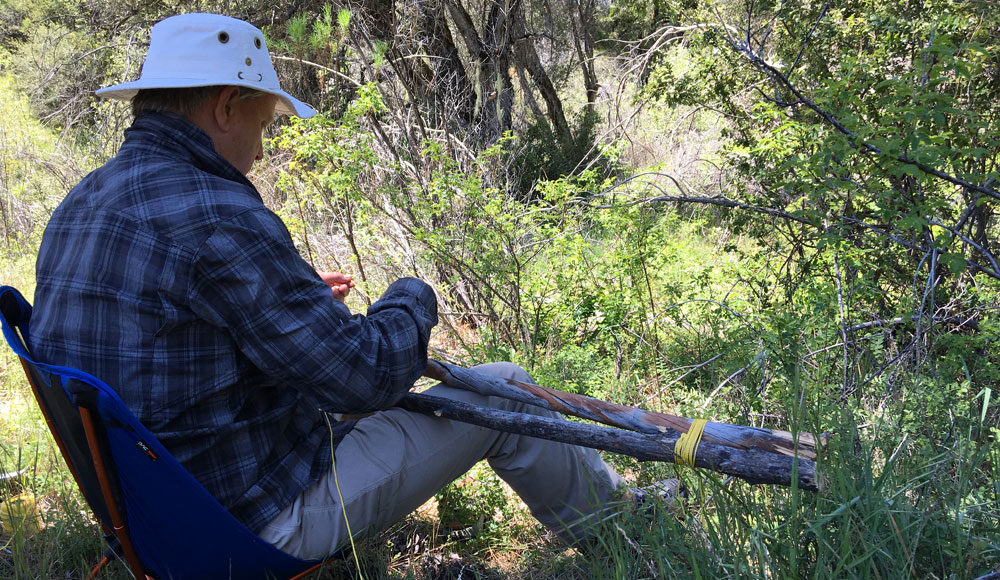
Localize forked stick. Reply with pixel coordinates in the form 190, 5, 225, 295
423, 359, 826, 461
399, 390, 822, 491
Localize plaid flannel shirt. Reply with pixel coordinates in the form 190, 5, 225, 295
32, 112, 437, 534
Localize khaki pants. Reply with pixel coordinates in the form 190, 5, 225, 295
259, 362, 624, 560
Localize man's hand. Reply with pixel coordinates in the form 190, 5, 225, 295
318, 271, 355, 302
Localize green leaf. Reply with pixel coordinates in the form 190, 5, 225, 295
338, 9, 352, 33
939, 252, 967, 274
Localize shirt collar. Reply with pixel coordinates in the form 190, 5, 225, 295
123, 111, 256, 191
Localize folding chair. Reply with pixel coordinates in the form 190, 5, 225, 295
0, 285, 329, 579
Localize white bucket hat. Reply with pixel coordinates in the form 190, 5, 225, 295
96, 13, 315, 118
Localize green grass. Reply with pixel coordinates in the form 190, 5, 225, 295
1, 337, 107, 577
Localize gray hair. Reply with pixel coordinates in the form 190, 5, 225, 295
131, 86, 268, 118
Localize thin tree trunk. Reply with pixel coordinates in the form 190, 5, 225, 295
567, 0, 599, 105
510, 0, 571, 143
445, 0, 515, 143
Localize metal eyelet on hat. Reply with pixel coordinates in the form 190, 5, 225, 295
218, 31, 230, 43
245, 57, 252, 66
254, 37, 262, 49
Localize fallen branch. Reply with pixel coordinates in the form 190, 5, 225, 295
423, 360, 826, 461
399, 391, 821, 491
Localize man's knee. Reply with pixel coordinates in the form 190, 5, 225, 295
471, 361, 534, 384
466, 361, 564, 420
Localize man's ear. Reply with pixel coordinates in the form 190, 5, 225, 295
211, 86, 243, 132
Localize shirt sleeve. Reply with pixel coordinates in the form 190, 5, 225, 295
188, 207, 437, 413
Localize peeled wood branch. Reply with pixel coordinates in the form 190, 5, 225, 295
846, 314, 980, 334
399, 391, 821, 491
271, 55, 361, 87
424, 360, 825, 461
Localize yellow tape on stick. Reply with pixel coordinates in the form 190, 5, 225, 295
674, 418, 708, 467
0, 493, 43, 537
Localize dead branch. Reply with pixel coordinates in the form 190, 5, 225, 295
582, 172, 1000, 283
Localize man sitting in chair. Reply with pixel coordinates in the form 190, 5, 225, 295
30, 13, 623, 559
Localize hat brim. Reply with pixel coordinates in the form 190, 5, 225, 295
96, 79, 316, 119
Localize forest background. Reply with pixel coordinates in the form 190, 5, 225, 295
0, 0, 998, 578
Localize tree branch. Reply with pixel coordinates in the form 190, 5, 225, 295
400, 391, 822, 490
722, 33, 1000, 202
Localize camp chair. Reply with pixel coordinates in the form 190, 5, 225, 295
0, 285, 329, 579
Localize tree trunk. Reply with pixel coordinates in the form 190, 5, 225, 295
445, 0, 515, 143
510, 0, 572, 144
568, 0, 599, 106
393, 0, 476, 128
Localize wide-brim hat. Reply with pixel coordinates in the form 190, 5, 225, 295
96, 13, 315, 118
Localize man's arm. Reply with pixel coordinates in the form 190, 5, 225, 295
189, 208, 437, 413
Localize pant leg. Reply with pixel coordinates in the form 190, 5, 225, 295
258, 362, 624, 560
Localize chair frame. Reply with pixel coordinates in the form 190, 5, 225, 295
9, 322, 145, 577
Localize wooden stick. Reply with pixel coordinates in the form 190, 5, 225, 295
424, 360, 825, 461
399, 392, 821, 491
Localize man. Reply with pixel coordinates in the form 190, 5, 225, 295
31, 13, 623, 560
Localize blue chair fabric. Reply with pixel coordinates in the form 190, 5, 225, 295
0, 285, 323, 579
